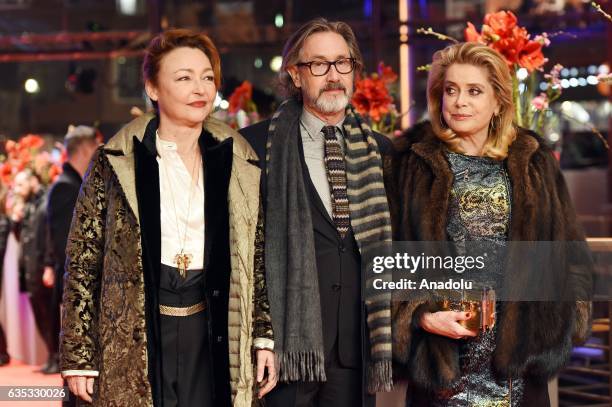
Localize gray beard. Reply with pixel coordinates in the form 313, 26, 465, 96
313, 90, 351, 114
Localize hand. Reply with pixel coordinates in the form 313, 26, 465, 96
66, 376, 94, 403
42, 267, 55, 288
420, 311, 478, 339
255, 349, 277, 399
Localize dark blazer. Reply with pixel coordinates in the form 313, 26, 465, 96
0, 215, 11, 292
386, 121, 593, 406
16, 189, 47, 293
46, 162, 82, 298
240, 118, 392, 369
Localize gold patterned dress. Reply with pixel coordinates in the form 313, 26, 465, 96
432, 151, 524, 407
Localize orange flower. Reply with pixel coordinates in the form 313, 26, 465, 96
5, 140, 16, 154
377, 62, 398, 84
0, 163, 13, 186
228, 81, 253, 114
48, 164, 62, 182
352, 76, 393, 123
517, 40, 547, 72
464, 22, 483, 43
20, 134, 44, 150
465, 11, 547, 72
483, 11, 517, 38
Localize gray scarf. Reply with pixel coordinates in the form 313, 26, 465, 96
264, 98, 393, 392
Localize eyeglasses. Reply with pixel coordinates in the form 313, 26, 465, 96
296, 58, 356, 76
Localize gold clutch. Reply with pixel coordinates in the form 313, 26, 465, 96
438, 288, 496, 332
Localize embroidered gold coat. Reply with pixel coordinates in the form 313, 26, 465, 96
60, 113, 273, 406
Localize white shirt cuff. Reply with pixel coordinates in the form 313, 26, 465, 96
62, 370, 99, 378
253, 338, 274, 351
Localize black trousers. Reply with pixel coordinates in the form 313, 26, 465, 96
0, 323, 8, 359
264, 342, 375, 407
160, 310, 212, 407
28, 285, 56, 356
159, 264, 212, 407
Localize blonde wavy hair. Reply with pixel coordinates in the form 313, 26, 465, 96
427, 42, 517, 159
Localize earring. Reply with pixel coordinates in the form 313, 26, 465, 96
489, 114, 498, 131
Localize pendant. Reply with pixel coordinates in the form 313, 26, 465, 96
174, 251, 193, 279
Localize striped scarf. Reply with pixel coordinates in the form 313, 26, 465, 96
264, 98, 393, 393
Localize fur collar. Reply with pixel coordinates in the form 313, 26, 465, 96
397, 121, 540, 172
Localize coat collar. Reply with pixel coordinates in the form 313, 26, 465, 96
407, 122, 540, 174
103, 113, 258, 224
104, 112, 258, 162
61, 162, 83, 183
398, 121, 542, 241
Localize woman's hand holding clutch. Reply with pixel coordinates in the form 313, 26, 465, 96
420, 311, 478, 340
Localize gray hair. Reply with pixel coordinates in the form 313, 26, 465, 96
279, 18, 364, 99
64, 125, 97, 157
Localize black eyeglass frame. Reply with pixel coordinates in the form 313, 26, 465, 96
295, 57, 357, 76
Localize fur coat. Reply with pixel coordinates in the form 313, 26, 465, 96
385, 121, 592, 403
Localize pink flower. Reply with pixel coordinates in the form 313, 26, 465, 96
531, 93, 549, 111
544, 64, 563, 87
533, 33, 551, 47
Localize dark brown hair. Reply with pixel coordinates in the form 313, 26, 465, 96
142, 28, 222, 89
279, 18, 363, 98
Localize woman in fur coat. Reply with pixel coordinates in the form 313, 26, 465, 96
386, 42, 592, 406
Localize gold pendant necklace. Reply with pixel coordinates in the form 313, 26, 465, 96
158, 130, 201, 279
174, 250, 193, 279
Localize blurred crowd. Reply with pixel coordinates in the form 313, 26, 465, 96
0, 126, 99, 373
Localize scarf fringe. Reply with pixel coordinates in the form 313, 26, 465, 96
278, 351, 327, 382
367, 360, 393, 394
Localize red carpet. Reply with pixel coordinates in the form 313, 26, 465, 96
0, 359, 62, 406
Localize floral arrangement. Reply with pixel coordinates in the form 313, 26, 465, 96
0, 134, 64, 187
418, 5, 609, 146
462, 10, 555, 134
220, 80, 260, 129
352, 62, 400, 135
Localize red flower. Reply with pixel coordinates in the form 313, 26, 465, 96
464, 22, 483, 43
228, 81, 253, 114
517, 40, 547, 72
484, 11, 518, 38
20, 134, 44, 150
48, 164, 62, 182
464, 11, 547, 72
0, 163, 13, 186
352, 63, 397, 123
352, 77, 393, 123
5, 140, 16, 154
377, 62, 398, 84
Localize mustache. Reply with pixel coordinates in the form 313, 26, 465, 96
319, 82, 346, 95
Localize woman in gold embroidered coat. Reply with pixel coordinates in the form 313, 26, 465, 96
60, 29, 277, 406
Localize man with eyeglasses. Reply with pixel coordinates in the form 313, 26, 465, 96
241, 17, 393, 407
